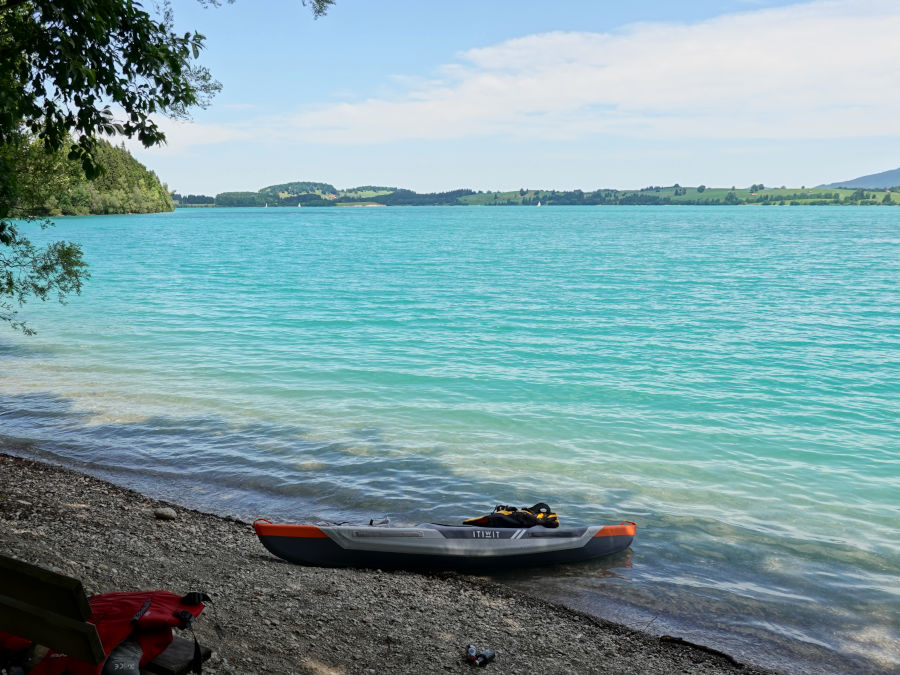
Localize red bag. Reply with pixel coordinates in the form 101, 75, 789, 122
0, 631, 32, 652
29, 590, 205, 675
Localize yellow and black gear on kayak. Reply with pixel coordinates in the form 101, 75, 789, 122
462, 502, 560, 529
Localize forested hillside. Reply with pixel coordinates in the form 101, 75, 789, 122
6, 137, 172, 216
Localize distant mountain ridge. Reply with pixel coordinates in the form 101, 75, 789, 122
819, 167, 900, 189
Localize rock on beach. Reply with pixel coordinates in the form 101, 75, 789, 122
153, 506, 177, 521
0, 453, 776, 674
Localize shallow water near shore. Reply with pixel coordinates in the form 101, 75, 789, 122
1, 206, 898, 673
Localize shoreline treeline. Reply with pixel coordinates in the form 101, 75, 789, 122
183, 182, 899, 208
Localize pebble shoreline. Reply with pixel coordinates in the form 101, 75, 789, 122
0, 454, 776, 674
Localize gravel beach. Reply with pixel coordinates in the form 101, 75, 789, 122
0, 453, 776, 674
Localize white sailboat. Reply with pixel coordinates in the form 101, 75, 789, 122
537, 200, 541, 207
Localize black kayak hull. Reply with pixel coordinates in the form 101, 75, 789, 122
254, 520, 636, 571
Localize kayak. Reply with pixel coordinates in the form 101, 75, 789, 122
253, 519, 636, 571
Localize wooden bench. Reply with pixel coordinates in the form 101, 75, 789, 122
0, 554, 210, 675
0, 553, 104, 665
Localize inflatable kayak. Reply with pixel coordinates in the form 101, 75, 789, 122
253, 519, 636, 571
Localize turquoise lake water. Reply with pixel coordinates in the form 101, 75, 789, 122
1, 206, 898, 673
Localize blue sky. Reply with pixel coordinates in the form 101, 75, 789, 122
131, 0, 900, 195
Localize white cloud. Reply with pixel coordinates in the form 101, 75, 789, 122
142, 0, 900, 151
123, 117, 250, 157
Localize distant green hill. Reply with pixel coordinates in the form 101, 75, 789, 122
818, 167, 900, 189
209, 181, 897, 208
216, 181, 341, 207
258, 181, 338, 199
341, 186, 396, 199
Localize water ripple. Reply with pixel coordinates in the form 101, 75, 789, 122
2, 206, 898, 674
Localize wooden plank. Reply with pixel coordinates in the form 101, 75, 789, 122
0, 595, 104, 664
141, 637, 212, 675
0, 555, 91, 619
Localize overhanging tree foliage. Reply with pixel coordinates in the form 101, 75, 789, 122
0, 0, 334, 332
1, 134, 88, 333
0, 0, 223, 178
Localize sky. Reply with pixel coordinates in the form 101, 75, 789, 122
129, 0, 900, 195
